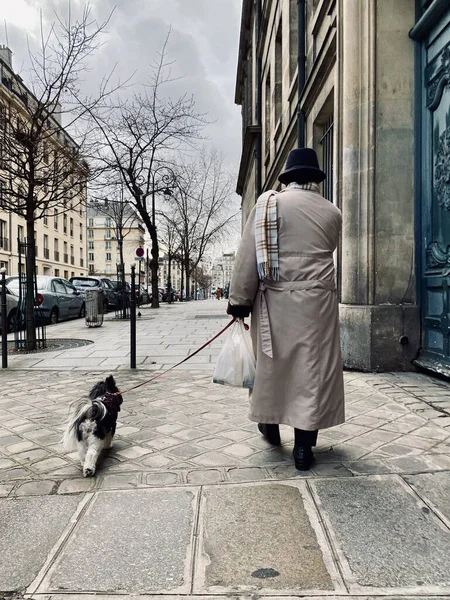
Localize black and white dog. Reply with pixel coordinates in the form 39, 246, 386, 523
63, 375, 123, 477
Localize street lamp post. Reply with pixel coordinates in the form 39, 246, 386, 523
1, 267, 7, 369
149, 166, 176, 309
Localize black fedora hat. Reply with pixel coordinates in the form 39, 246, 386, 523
278, 148, 326, 185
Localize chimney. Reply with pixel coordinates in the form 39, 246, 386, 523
0, 45, 13, 69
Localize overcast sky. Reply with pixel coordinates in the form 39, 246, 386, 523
1, 0, 243, 254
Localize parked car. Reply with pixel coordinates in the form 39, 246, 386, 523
6, 276, 85, 325
161, 288, 178, 302
69, 276, 118, 312
136, 284, 150, 305
0, 281, 20, 332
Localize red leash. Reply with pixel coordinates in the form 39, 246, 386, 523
115, 317, 237, 396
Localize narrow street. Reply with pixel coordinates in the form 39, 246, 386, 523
1, 299, 450, 598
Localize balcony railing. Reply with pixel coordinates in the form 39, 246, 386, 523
64, 253, 69, 263
54, 251, 60, 261
0, 237, 9, 251
70, 256, 75, 265
43, 248, 50, 259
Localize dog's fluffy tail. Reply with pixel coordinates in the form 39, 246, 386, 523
62, 398, 107, 451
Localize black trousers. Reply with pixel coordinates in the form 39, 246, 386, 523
294, 428, 318, 447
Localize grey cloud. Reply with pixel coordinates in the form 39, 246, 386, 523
6, 0, 243, 165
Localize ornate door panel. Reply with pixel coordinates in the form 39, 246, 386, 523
417, 8, 450, 373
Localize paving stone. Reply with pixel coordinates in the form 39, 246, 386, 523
141, 454, 176, 468
200, 484, 333, 591
187, 469, 223, 484
404, 472, 450, 523
168, 443, 205, 459
145, 472, 178, 486
115, 446, 153, 460
48, 489, 194, 593
100, 473, 139, 489
312, 477, 450, 588
386, 455, 438, 473
32, 457, 69, 473
0, 494, 81, 591
0, 483, 14, 497
0, 467, 32, 481
0, 458, 16, 470
222, 443, 255, 458
227, 467, 268, 482
14, 480, 56, 496
58, 478, 96, 494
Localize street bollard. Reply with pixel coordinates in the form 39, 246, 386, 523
130, 264, 137, 369
1, 268, 7, 369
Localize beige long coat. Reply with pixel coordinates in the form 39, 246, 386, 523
229, 187, 345, 431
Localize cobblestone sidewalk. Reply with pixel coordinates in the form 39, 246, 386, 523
1, 367, 449, 497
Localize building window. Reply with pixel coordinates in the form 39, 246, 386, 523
265, 70, 271, 158
70, 245, 74, 265
88, 241, 94, 250
289, 0, 298, 83
70, 218, 74, 237
88, 229, 94, 239
88, 264, 94, 274
43, 235, 49, 259
17, 225, 24, 244
0, 180, 4, 208
43, 211, 48, 226
274, 21, 282, 128
88, 217, 94, 227
106, 253, 112, 261
79, 223, 83, 241
43, 142, 49, 164
89, 252, 94, 261
105, 229, 111, 239
55, 269, 60, 277
63, 214, 67, 233
105, 217, 111, 227
105, 241, 112, 250
54, 209, 58, 230
0, 219, 7, 250
320, 115, 334, 203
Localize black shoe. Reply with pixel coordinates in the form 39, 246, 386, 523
293, 445, 314, 471
258, 423, 281, 446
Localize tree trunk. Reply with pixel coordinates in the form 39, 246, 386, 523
185, 254, 190, 302
180, 254, 184, 301
151, 230, 159, 309
25, 213, 37, 351
167, 253, 172, 304
118, 236, 127, 319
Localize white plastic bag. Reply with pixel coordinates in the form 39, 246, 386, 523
213, 319, 256, 389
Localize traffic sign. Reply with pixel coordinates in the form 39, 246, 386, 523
136, 247, 145, 258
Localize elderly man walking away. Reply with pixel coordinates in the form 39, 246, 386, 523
227, 148, 344, 471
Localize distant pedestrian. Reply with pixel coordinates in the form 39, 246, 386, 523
227, 148, 344, 471
216, 288, 221, 300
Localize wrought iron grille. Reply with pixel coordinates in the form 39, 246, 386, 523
320, 116, 334, 203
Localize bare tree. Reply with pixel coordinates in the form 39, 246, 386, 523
192, 264, 212, 299
88, 33, 206, 308
0, 5, 115, 349
88, 185, 141, 316
158, 214, 182, 304
165, 148, 238, 301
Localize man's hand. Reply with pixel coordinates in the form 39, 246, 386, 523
226, 303, 251, 318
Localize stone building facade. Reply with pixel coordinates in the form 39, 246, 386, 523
86, 203, 145, 280
235, 0, 450, 374
0, 46, 87, 280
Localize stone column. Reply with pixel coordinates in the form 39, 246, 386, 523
338, 0, 420, 371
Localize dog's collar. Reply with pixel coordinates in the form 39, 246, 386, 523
100, 392, 122, 417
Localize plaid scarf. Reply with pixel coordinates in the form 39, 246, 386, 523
255, 182, 321, 281
255, 191, 279, 280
